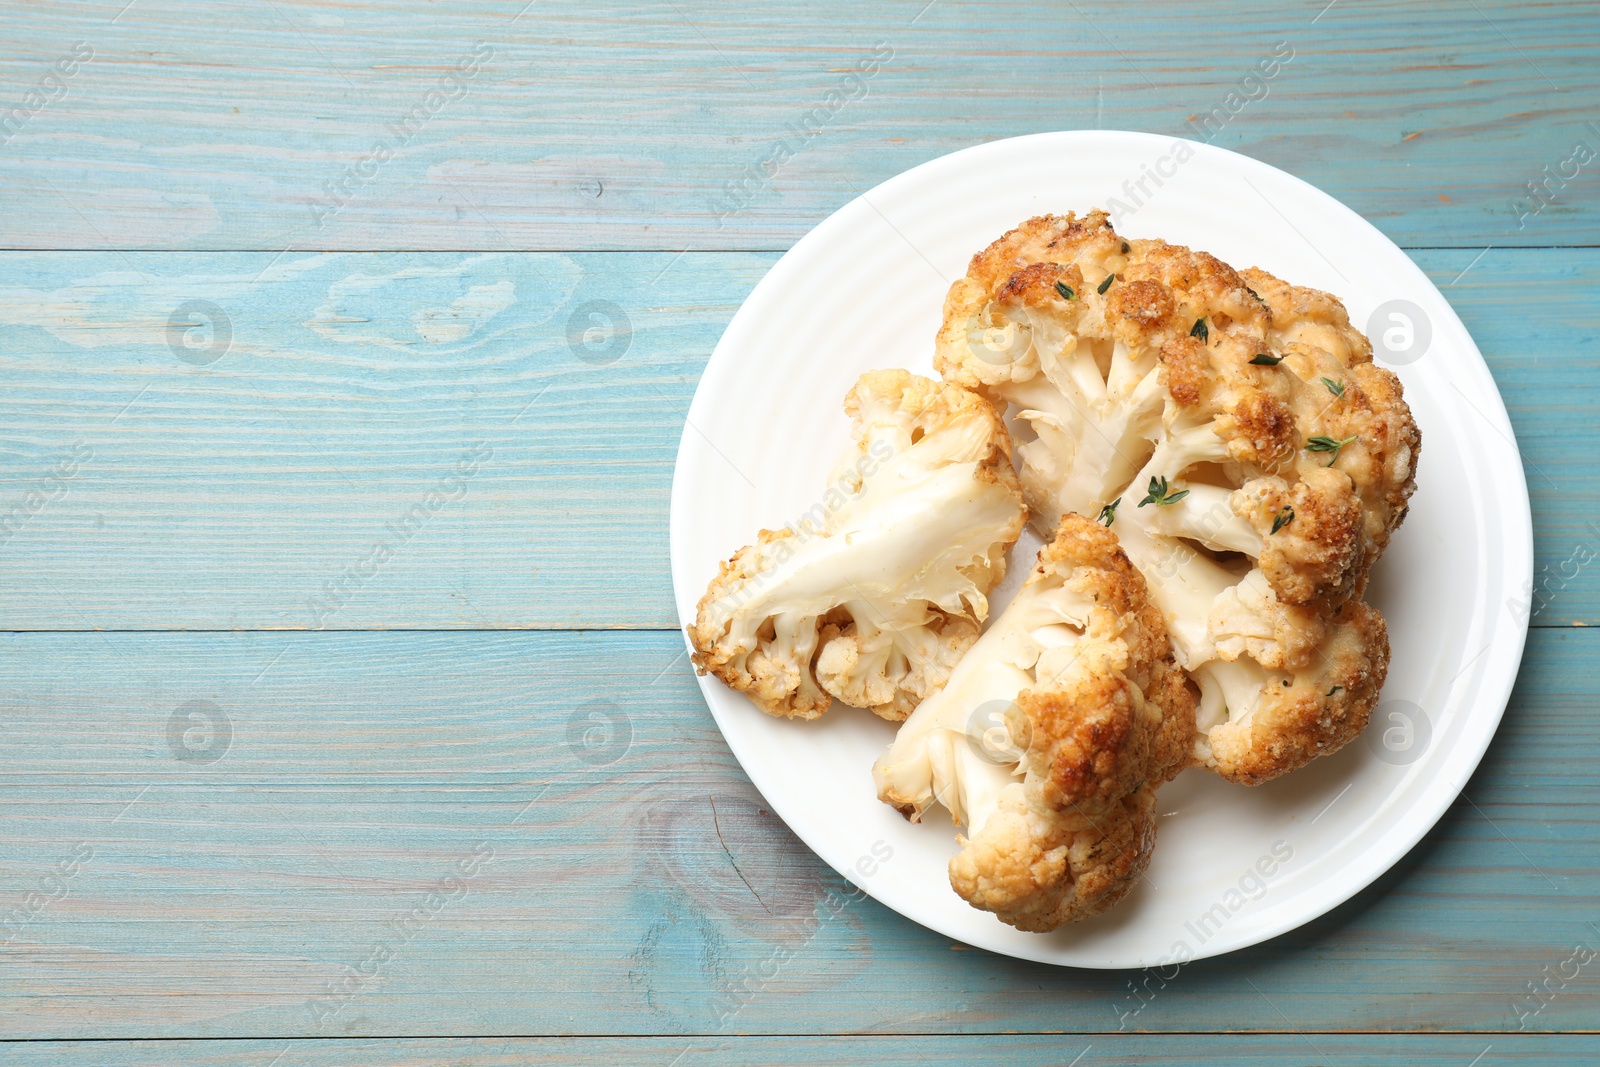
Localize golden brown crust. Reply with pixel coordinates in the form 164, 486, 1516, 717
940, 515, 1194, 931
1020, 515, 1198, 804
1208, 599, 1390, 785
1063, 787, 1161, 921
1221, 392, 1299, 472
962, 210, 1122, 293
1020, 673, 1148, 814
1240, 265, 1421, 582
1336, 362, 1423, 582
1159, 334, 1207, 407
1031, 513, 1144, 616
1143, 656, 1200, 786
995, 261, 1077, 308
1233, 468, 1365, 607
948, 785, 1158, 932
1107, 277, 1175, 333
933, 281, 999, 394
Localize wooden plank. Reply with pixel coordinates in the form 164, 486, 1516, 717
1437, 249, 1600, 628
0, 247, 1592, 629
0, 0, 1594, 251
0, 1034, 1590, 1065
0, 249, 774, 630
0, 627, 1591, 1038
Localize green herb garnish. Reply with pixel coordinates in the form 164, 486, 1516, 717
1138, 475, 1189, 508
1191, 317, 1208, 342
1322, 377, 1345, 398
1055, 281, 1075, 301
1250, 352, 1283, 366
1270, 505, 1294, 534
1328, 685, 1343, 697
1098, 273, 1115, 295
1305, 434, 1359, 464
1097, 497, 1120, 527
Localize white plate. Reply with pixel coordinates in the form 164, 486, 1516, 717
668, 130, 1532, 968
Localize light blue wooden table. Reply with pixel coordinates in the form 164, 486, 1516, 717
0, 1, 1596, 1063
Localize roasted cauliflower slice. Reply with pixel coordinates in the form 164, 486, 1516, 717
936, 210, 1416, 783
690, 370, 1026, 721
873, 515, 1195, 931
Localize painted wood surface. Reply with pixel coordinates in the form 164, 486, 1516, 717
0, 0, 1595, 1056
0, 247, 1594, 630
0, 249, 772, 630
1, 1035, 1592, 1066
0, 628, 1593, 1038
0, 1, 1596, 251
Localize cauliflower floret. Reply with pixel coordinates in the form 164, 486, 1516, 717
938, 209, 1418, 604
1242, 266, 1422, 574
873, 515, 1194, 930
937, 211, 1415, 782
950, 784, 1159, 932
690, 370, 1026, 721
1195, 595, 1390, 784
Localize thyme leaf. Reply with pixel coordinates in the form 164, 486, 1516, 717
1305, 434, 1359, 464
1138, 475, 1190, 508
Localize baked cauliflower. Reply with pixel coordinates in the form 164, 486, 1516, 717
690, 370, 1026, 721
873, 515, 1195, 931
937, 210, 1418, 784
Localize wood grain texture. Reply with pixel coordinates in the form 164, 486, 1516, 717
0, 247, 1593, 630
0, 1034, 1592, 1066
0, 0, 1594, 1052
0, 0, 1595, 251
0, 250, 773, 629
0, 628, 1592, 1039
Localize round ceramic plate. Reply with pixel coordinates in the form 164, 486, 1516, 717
668, 130, 1532, 968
